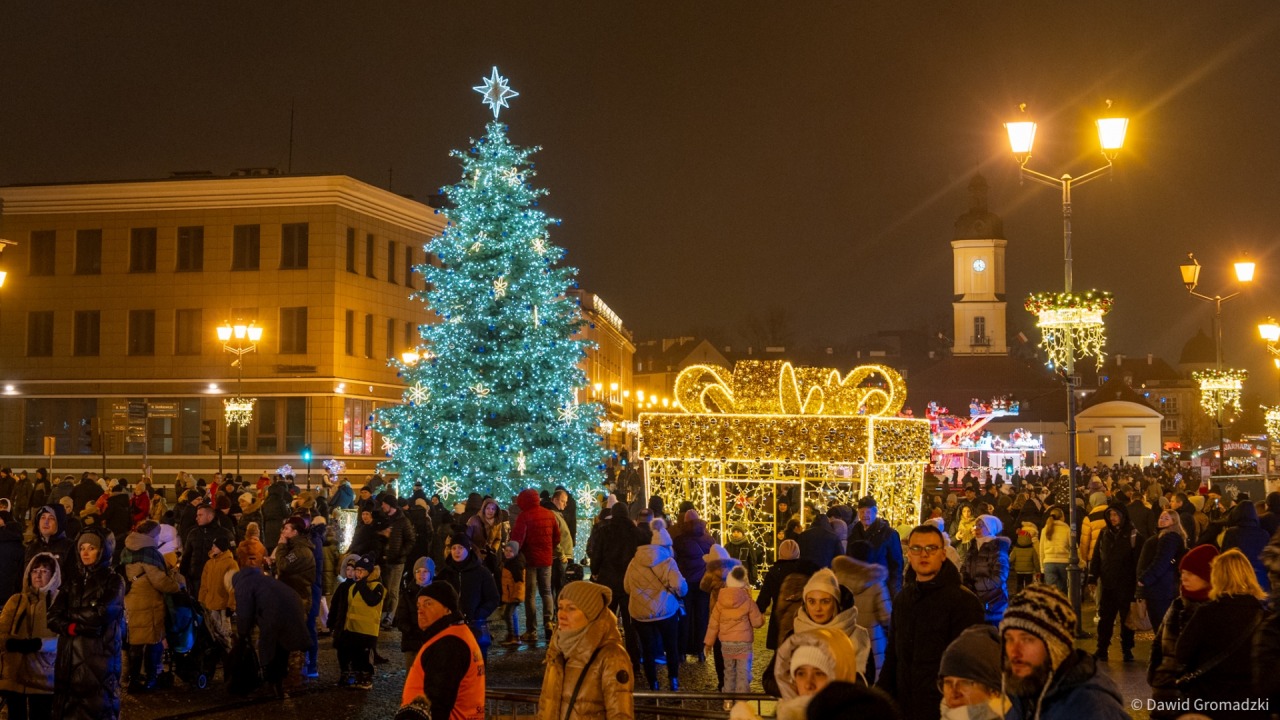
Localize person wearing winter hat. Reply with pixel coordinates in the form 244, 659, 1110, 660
1148, 544, 1217, 714
1077, 491, 1112, 570
960, 515, 1011, 624
805, 682, 901, 720
849, 495, 905, 598
328, 554, 385, 690
623, 516, 688, 690
273, 516, 316, 612
536, 580, 633, 719
1000, 584, 1127, 720
704, 565, 763, 693
937, 625, 1007, 719
402, 582, 485, 718
772, 629, 859, 720
757, 539, 819, 652
200, 532, 240, 651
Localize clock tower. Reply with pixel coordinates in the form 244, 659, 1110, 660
951, 174, 1008, 355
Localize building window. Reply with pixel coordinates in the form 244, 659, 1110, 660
29, 230, 56, 276
257, 398, 279, 453
973, 316, 987, 345
1161, 396, 1180, 415
386, 318, 396, 360
1161, 418, 1179, 433
405, 246, 415, 288
129, 228, 157, 273
1097, 434, 1112, 457
176, 226, 204, 272
128, 310, 156, 356
1127, 434, 1142, 456
232, 224, 261, 271
27, 311, 54, 357
404, 321, 414, 349
75, 230, 102, 275
280, 223, 309, 270
387, 240, 397, 284
364, 314, 374, 358
285, 397, 306, 452
73, 310, 100, 356
344, 310, 355, 356
344, 398, 375, 455
180, 399, 201, 454
174, 309, 203, 355
23, 399, 96, 455
365, 234, 376, 278
280, 307, 308, 354
346, 228, 357, 273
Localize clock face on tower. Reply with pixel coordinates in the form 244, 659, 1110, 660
972, 258, 987, 272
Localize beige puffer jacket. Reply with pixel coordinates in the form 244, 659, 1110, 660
623, 544, 686, 622
0, 553, 60, 693
538, 609, 634, 720
122, 532, 182, 644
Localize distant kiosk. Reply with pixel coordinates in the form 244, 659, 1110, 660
927, 398, 1045, 474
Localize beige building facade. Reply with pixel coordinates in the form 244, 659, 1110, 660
0, 174, 444, 483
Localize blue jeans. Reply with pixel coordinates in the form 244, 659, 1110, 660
524, 565, 553, 636
1042, 562, 1068, 594
305, 583, 321, 672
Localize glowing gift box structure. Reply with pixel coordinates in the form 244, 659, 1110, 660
639, 360, 931, 562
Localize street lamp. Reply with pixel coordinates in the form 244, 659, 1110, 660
0, 239, 16, 287
217, 320, 263, 475
1180, 253, 1254, 468
1005, 101, 1127, 637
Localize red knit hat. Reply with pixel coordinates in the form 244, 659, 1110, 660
1180, 544, 1218, 583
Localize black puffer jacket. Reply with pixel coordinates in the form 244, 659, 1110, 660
875, 561, 984, 720
1221, 502, 1271, 592
438, 552, 499, 629
586, 511, 642, 595
847, 517, 905, 596
48, 528, 126, 720
1089, 503, 1141, 599
959, 535, 1011, 624
382, 509, 416, 565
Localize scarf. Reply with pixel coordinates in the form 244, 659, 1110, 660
556, 622, 592, 660
792, 603, 860, 637
939, 697, 1006, 720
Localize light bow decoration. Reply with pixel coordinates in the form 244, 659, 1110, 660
1025, 290, 1113, 370
1264, 406, 1280, 439
641, 360, 930, 574
223, 397, 256, 427
1194, 368, 1247, 417
322, 459, 347, 485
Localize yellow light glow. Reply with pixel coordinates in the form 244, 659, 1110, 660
0, 270, 7, 288
1194, 368, 1247, 417
673, 360, 907, 417
233, 323, 248, 340
1259, 318, 1280, 343
637, 390, 646, 401
247, 323, 263, 342
1235, 260, 1256, 283
216, 324, 232, 342
1096, 116, 1129, 152
593, 383, 603, 393
402, 350, 421, 365
1005, 120, 1036, 156
610, 382, 619, 392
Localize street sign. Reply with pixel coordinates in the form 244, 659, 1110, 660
43, 436, 56, 456
148, 402, 178, 418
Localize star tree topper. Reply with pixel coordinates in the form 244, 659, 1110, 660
474, 66, 519, 118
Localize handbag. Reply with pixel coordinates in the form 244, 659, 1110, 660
1174, 615, 1262, 688
1124, 599, 1152, 632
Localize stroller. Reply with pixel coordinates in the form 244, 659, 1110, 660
162, 592, 224, 690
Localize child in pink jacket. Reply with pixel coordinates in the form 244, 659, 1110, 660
704, 565, 764, 692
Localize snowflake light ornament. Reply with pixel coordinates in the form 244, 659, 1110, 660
558, 403, 581, 422
407, 383, 430, 405
493, 276, 508, 298
435, 476, 459, 500
472, 382, 491, 398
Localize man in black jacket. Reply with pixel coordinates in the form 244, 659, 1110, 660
379, 492, 416, 627
70, 473, 104, 519
796, 512, 842, 569
876, 524, 984, 720
848, 496, 905, 597
181, 506, 233, 598
437, 534, 499, 662
586, 503, 642, 657
1088, 503, 1141, 662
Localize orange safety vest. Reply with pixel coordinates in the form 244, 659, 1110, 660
402, 623, 485, 719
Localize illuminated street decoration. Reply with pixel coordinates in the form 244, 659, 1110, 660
1025, 290, 1113, 370
1264, 406, 1280, 439
473, 66, 519, 118
1194, 368, 1247, 417
642, 360, 930, 572
223, 397, 256, 427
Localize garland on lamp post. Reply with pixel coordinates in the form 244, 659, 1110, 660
1024, 290, 1114, 370
1262, 405, 1280, 439
1193, 368, 1247, 417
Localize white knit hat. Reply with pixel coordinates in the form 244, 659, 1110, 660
650, 518, 673, 547
975, 514, 1003, 538
803, 568, 840, 601
726, 566, 749, 589
789, 645, 835, 678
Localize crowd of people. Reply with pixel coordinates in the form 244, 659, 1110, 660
0, 460, 1279, 719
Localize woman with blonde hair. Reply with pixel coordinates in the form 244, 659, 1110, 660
1037, 507, 1071, 593
1172, 549, 1265, 718
1137, 508, 1187, 629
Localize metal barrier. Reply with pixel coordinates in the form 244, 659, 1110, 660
485, 687, 778, 719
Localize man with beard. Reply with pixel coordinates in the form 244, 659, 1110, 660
1000, 584, 1127, 719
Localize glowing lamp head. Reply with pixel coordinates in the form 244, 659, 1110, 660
1005, 119, 1037, 159
0, 270, 7, 288
247, 323, 263, 342
593, 383, 603, 393
401, 350, 420, 365
232, 323, 248, 340
1096, 116, 1129, 155
1180, 253, 1201, 291
1260, 318, 1280, 343
1235, 259, 1256, 283
216, 323, 233, 342
610, 382, 619, 392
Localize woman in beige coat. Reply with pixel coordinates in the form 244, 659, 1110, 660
538, 581, 633, 720
0, 553, 60, 719
121, 521, 182, 691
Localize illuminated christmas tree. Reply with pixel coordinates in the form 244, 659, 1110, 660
376, 68, 604, 523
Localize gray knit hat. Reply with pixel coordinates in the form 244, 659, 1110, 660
999, 583, 1076, 671
939, 624, 1003, 691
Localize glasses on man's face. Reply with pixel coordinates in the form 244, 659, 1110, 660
938, 678, 978, 694
906, 545, 942, 556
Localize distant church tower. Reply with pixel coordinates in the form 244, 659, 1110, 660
951, 174, 1008, 355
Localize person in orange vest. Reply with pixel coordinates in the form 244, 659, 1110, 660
401, 582, 485, 720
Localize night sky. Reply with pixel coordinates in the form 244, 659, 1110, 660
4, 3, 1280, 398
